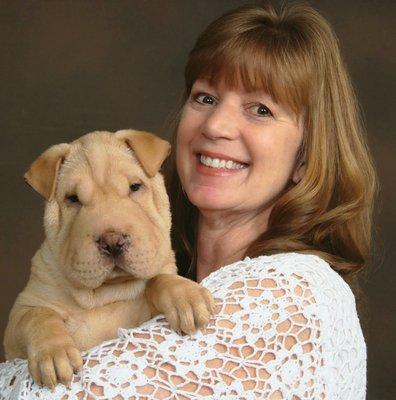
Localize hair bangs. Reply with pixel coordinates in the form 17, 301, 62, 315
185, 32, 309, 117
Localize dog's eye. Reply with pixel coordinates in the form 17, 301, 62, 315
130, 183, 142, 192
66, 194, 80, 204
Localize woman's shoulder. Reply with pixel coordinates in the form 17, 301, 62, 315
204, 252, 350, 288
201, 252, 358, 317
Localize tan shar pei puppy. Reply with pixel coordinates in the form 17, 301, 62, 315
4, 129, 215, 389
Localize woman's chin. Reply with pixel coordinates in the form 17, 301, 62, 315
187, 188, 235, 211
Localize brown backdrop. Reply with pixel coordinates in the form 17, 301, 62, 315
1, 1, 395, 398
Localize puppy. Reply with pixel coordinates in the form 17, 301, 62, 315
4, 129, 214, 389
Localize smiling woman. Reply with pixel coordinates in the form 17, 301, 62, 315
168, 3, 377, 290
164, 0, 376, 395
177, 78, 304, 216
0, 1, 377, 399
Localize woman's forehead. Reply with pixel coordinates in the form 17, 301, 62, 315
196, 67, 270, 93
193, 76, 274, 98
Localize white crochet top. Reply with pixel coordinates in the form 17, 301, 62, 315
0, 253, 366, 399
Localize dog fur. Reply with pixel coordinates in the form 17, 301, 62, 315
4, 129, 214, 389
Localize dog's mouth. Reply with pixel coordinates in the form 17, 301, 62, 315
104, 266, 135, 285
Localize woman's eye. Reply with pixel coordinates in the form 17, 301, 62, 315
250, 104, 273, 117
194, 93, 215, 105
66, 194, 80, 204
130, 183, 142, 192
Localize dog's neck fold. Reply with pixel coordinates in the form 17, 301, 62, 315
33, 241, 148, 310
68, 280, 147, 310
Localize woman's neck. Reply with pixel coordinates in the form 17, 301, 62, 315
196, 208, 270, 282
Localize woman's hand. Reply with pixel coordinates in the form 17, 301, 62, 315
145, 274, 216, 334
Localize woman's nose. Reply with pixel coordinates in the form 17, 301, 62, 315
202, 103, 240, 141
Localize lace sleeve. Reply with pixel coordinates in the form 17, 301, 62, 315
0, 253, 366, 399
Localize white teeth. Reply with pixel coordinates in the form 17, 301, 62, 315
200, 154, 246, 170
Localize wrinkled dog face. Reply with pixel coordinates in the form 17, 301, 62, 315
39, 131, 171, 289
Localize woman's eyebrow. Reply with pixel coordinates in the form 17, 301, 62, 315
191, 81, 213, 91
248, 91, 297, 118
244, 91, 282, 111
246, 88, 276, 102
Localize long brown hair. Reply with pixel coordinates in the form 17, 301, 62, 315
164, 1, 378, 328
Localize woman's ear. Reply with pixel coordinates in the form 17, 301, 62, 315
292, 162, 306, 184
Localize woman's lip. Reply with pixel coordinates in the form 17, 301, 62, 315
195, 154, 249, 176
195, 150, 249, 165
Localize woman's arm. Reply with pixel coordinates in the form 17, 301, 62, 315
0, 253, 365, 399
78, 274, 322, 400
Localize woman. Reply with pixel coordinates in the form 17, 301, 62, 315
0, 2, 377, 399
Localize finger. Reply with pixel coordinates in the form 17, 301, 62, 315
28, 358, 42, 387
39, 356, 57, 389
67, 347, 83, 372
177, 301, 196, 334
53, 349, 74, 388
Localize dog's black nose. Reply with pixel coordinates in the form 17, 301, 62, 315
97, 231, 129, 257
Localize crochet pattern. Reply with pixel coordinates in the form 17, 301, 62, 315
0, 253, 366, 399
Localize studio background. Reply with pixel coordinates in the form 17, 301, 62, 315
0, 1, 394, 399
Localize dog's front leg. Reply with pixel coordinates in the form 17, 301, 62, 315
145, 274, 216, 334
10, 307, 83, 389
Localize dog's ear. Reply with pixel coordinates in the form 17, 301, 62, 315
115, 129, 171, 177
24, 143, 70, 200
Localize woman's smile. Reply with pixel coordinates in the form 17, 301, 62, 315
176, 78, 304, 212
195, 151, 250, 177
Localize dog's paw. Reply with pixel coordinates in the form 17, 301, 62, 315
146, 274, 216, 334
28, 339, 83, 389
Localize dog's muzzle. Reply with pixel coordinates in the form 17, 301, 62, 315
96, 231, 130, 257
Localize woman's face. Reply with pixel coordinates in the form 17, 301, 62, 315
176, 78, 305, 215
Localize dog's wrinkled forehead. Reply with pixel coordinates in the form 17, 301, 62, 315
24, 129, 170, 201
59, 133, 141, 194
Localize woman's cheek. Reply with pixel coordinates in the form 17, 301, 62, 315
175, 143, 190, 189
